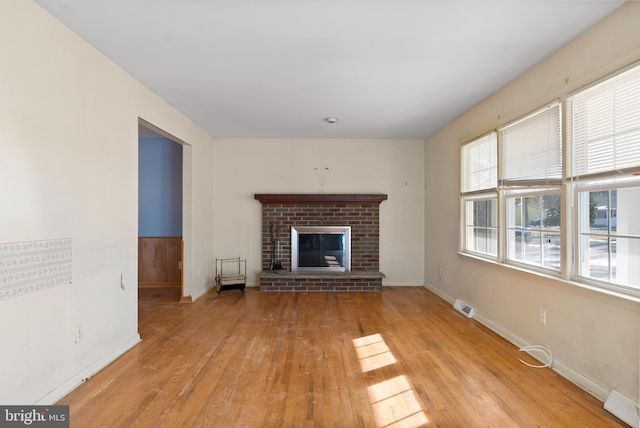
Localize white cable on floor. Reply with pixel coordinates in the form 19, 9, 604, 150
518, 345, 553, 368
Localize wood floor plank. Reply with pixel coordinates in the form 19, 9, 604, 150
57, 286, 625, 427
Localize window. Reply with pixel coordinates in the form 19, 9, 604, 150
506, 193, 561, 271
464, 197, 497, 256
459, 63, 640, 299
500, 103, 562, 272
568, 63, 640, 295
461, 132, 497, 257
575, 186, 640, 292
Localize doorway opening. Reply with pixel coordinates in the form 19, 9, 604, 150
138, 119, 191, 302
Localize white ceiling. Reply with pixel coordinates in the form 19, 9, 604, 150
33, 0, 623, 139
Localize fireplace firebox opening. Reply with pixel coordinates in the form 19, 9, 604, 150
291, 226, 351, 272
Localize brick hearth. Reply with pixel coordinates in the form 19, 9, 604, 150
257, 271, 385, 292
254, 194, 387, 292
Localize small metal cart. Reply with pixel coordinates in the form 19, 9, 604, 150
215, 257, 247, 293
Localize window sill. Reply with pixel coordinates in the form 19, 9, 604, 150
455, 251, 640, 305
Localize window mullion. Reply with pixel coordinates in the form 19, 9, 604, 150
497, 189, 506, 263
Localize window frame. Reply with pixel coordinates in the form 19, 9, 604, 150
460, 132, 498, 259
566, 62, 640, 298
461, 193, 499, 258
503, 188, 563, 274
497, 102, 563, 275
569, 178, 640, 298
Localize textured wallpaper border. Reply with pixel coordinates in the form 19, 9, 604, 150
0, 238, 72, 300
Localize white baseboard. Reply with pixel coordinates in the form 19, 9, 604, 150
190, 282, 218, 301
35, 333, 141, 405
423, 283, 610, 402
424, 283, 455, 304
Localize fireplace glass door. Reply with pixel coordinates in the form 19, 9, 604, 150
298, 234, 344, 269
291, 226, 351, 272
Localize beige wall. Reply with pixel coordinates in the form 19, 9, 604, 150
4, 0, 637, 408
213, 138, 425, 286
424, 2, 640, 401
0, 1, 214, 403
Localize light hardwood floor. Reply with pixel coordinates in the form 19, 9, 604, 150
58, 287, 625, 427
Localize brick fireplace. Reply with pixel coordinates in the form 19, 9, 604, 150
255, 194, 387, 291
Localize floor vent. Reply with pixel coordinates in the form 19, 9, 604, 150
604, 389, 639, 428
453, 299, 475, 318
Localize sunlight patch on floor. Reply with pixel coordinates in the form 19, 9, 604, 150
354, 334, 429, 427
353, 333, 397, 373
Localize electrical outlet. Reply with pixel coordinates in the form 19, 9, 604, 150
539, 309, 546, 325
75, 324, 83, 343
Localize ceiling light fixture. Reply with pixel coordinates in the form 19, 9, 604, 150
324, 117, 338, 124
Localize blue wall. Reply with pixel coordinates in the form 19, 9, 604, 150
138, 137, 183, 236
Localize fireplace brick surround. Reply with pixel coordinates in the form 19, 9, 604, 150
255, 194, 387, 291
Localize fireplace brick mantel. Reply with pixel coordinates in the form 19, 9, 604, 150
255, 193, 388, 204
255, 193, 387, 292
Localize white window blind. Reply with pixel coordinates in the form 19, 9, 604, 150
569, 64, 640, 179
461, 132, 497, 195
499, 103, 562, 187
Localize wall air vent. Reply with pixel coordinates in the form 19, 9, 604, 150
453, 299, 475, 318
604, 389, 639, 428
